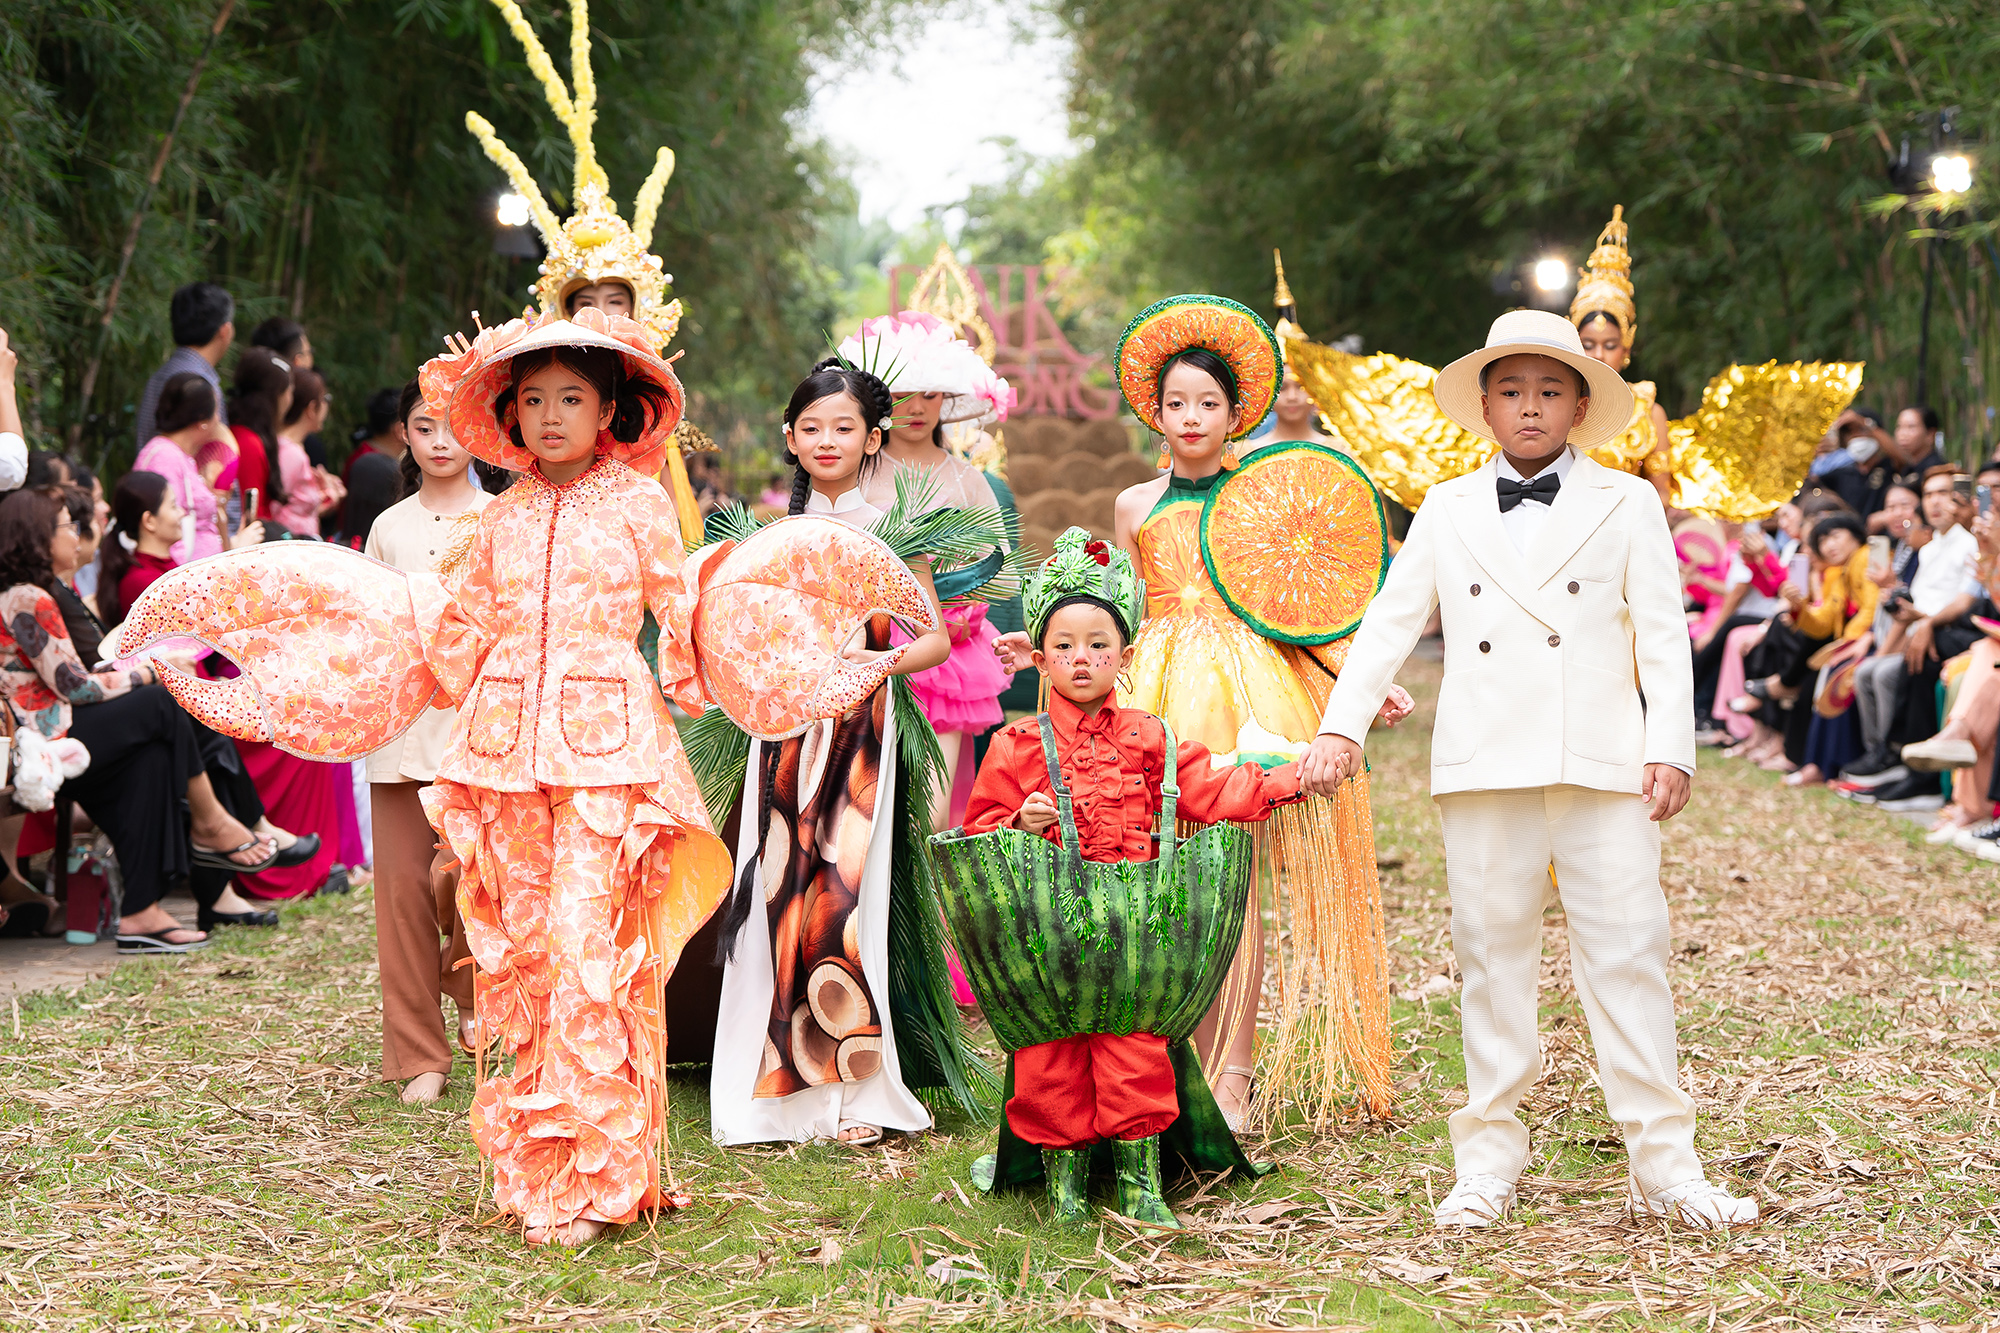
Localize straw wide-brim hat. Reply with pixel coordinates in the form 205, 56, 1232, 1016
435, 311, 685, 475
1432, 309, 1636, 451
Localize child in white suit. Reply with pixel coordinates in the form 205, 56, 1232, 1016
1302, 310, 1756, 1231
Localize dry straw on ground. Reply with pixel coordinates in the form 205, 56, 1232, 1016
2, 656, 1997, 1330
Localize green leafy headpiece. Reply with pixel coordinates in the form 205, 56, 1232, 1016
1023, 527, 1147, 644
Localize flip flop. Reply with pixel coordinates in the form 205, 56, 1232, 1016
190, 836, 280, 873
117, 929, 210, 954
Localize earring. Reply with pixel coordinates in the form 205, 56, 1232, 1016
1155, 441, 1172, 471
1221, 440, 1239, 470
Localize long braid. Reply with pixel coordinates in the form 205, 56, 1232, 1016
786, 460, 811, 515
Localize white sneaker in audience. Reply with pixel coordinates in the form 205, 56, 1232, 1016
1951, 820, 2000, 854
1901, 737, 1978, 772
1434, 1173, 1516, 1228
1629, 1178, 1757, 1229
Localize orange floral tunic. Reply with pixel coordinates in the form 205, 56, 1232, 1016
411, 456, 731, 1233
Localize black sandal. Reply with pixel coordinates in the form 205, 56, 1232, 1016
117, 929, 210, 954
190, 836, 280, 873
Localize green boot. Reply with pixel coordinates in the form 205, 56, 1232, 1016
1111, 1136, 1179, 1230
1041, 1146, 1092, 1225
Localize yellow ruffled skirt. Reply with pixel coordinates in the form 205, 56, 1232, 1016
1121, 610, 1394, 1123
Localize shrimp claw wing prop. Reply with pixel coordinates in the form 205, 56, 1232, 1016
120, 543, 443, 761
691, 514, 939, 742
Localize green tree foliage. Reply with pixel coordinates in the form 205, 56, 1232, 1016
0, 0, 897, 472
1006, 0, 1999, 456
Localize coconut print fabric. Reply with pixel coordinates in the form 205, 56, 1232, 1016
426, 779, 730, 1229
750, 685, 890, 1097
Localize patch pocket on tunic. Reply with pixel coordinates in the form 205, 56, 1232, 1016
467, 677, 525, 757
560, 676, 629, 757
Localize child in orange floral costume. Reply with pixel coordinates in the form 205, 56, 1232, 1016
405, 310, 734, 1245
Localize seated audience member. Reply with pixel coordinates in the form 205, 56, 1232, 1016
1730, 509, 1875, 772
1903, 485, 2000, 846
99, 471, 314, 927
0, 487, 280, 952
1694, 521, 1788, 742
1844, 467, 1982, 808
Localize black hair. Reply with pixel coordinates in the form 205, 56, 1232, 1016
67, 460, 97, 498
1037, 593, 1131, 649
58, 485, 92, 538
364, 386, 404, 439
1478, 358, 1589, 396
283, 366, 327, 428
1809, 510, 1866, 555
0, 487, 60, 594
1154, 347, 1239, 416
170, 282, 234, 348
341, 451, 402, 547
1905, 405, 1942, 432
250, 317, 307, 361
23, 451, 69, 488
154, 372, 218, 436
230, 347, 294, 507
496, 346, 671, 456
1574, 310, 1628, 338
1977, 461, 2000, 480
99, 472, 170, 626
777, 357, 893, 515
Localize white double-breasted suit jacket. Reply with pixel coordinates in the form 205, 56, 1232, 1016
1321, 452, 1695, 796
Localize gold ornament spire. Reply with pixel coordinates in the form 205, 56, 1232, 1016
1569, 204, 1637, 348
471, 0, 683, 351
906, 244, 996, 364
1272, 249, 1306, 343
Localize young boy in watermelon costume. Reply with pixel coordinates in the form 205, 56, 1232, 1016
959, 526, 1304, 1227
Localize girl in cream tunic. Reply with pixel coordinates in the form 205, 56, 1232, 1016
362, 384, 492, 1104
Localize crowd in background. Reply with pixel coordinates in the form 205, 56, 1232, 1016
0, 283, 510, 950
1688, 405, 2000, 858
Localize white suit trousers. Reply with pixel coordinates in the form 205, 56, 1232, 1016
1437, 785, 1702, 1193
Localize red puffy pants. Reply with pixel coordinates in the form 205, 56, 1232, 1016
1005, 1032, 1179, 1149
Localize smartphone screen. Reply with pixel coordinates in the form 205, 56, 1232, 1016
1980, 484, 1993, 518
1866, 535, 1892, 577
1787, 553, 1810, 589
1955, 474, 1975, 502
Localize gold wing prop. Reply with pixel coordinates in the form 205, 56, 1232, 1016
1668, 361, 1865, 521
1284, 336, 1492, 511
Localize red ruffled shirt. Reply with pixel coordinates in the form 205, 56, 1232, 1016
964, 691, 1303, 863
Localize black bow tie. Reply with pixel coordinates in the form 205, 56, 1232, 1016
1496, 472, 1562, 513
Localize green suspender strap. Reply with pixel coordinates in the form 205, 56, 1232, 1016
1034, 713, 1180, 876
928, 715, 1256, 1051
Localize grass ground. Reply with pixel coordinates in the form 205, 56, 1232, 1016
3, 654, 1998, 1331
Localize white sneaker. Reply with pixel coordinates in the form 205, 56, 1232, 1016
1630, 1178, 1757, 1229
1927, 821, 1970, 844
1902, 737, 1978, 772
1435, 1173, 1517, 1228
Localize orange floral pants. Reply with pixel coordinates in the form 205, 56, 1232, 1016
424, 780, 707, 1231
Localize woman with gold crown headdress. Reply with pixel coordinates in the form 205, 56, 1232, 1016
1568, 207, 1674, 506
1280, 213, 1864, 524
464, 0, 711, 545
1267, 252, 1338, 449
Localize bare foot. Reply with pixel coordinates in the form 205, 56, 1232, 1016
346, 865, 375, 891
254, 818, 298, 851
1784, 764, 1823, 787
524, 1219, 607, 1247
212, 884, 258, 914
118, 902, 204, 946
458, 1015, 480, 1054
401, 1071, 447, 1104
836, 1122, 882, 1145
1212, 1068, 1254, 1126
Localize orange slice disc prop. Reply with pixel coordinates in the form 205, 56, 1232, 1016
1200, 441, 1390, 646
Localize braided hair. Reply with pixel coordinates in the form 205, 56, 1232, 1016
716, 359, 895, 965
778, 357, 893, 515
